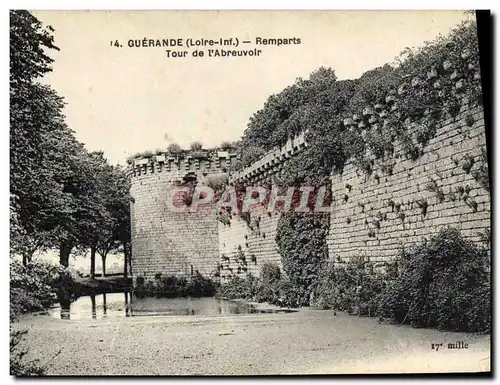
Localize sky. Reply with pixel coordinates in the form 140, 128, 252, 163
33, 10, 472, 165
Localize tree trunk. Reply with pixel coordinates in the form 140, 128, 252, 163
128, 244, 132, 276
22, 248, 35, 266
102, 293, 107, 317
123, 246, 129, 278
90, 246, 96, 279
102, 254, 107, 277
59, 240, 73, 267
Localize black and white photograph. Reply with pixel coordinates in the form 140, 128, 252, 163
8, 8, 492, 376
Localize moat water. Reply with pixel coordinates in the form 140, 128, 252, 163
49, 293, 296, 320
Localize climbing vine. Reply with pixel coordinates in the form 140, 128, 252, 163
275, 212, 330, 306
472, 147, 490, 192
227, 19, 484, 306
237, 21, 481, 177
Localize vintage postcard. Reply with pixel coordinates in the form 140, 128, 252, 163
9, 9, 491, 376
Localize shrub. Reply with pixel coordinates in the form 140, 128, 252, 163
10, 260, 79, 321
271, 279, 309, 308
377, 227, 491, 332
215, 262, 317, 309
10, 288, 51, 322
260, 261, 281, 284
134, 271, 217, 298
312, 257, 385, 316
215, 262, 306, 308
10, 327, 62, 376
185, 271, 217, 297
135, 275, 145, 287
215, 274, 259, 300
253, 262, 281, 304
10, 329, 45, 376
205, 174, 229, 194
10, 261, 70, 375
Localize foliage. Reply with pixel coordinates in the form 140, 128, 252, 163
252, 262, 281, 304
215, 263, 306, 308
425, 178, 446, 203
205, 174, 229, 195
10, 10, 73, 262
10, 11, 132, 272
10, 260, 80, 321
237, 145, 267, 171
126, 151, 154, 165
190, 141, 203, 151
134, 271, 217, 298
167, 143, 183, 154
228, 21, 483, 313
236, 20, 481, 179
215, 274, 259, 301
472, 147, 490, 192
81, 157, 132, 277
347, 64, 402, 114
260, 261, 281, 283
10, 11, 58, 83
312, 258, 386, 316
10, 329, 46, 376
311, 228, 491, 333
275, 213, 330, 306
237, 67, 356, 179
219, 141, 235, 151
377, 227, 490, 332
272, 279, 311, 308
10, 82, 83, 262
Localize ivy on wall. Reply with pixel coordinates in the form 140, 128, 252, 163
275, 213, 330, 306
228, 19, 484, 298
236, 20, 482, 177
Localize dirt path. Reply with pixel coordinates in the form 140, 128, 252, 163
13, 308, 490, 375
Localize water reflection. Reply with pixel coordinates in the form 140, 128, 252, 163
124, 292, 130, 317
91, 295, 96, 319
50, 293, 296, 320
60, 297, 71, 320
103, 293, 107, 319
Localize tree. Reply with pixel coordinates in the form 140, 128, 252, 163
10, 11, 74, 264
95, 164, 131, 278
77, 152, 115, 277
109, 168, 132, 278
10, 11, 58, 87
190, 141, 203, 151
219, 141, 234, 151
10, 11, 133, 277
167, 143, 182, 154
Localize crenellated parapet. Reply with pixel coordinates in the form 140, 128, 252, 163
130, 39, 488, 285
131, 151, 239, 179
228, 50, 481, 186
228, 131, 308, 184
129, 149, 240, 283
341, 50, 481, 135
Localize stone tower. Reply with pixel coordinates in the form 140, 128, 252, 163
129, 151, 237, 282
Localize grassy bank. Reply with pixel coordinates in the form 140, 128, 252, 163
73, 276, 132, 297
217, 228, 491, 334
